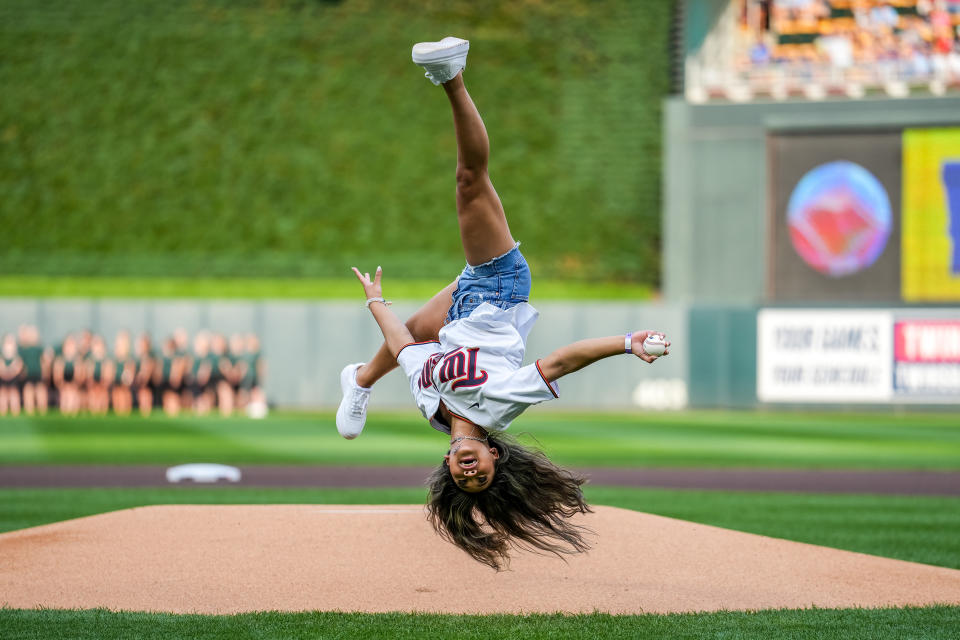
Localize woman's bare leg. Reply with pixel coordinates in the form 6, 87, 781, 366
442, 73, 516, 266
337, 53, 517, 437
353, 74, 510, 387
354, 280, 457, 388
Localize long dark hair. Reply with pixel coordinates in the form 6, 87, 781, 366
426, 432, 592, 570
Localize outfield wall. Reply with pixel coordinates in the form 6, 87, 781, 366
0, 300, 688, 411
6, 298, 956, 410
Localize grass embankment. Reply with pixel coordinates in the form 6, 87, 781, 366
1, 410, 958, 469
1, 0, 671, 283
2, 606, 958, 640
2, 487, 959, 569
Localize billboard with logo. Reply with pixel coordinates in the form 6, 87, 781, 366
893, 320, 960, 399
768, 131, 901, 301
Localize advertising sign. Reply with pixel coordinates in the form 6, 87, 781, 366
901, 128, 960, 302
757, 310, 893, 402
893, 320, 960, 399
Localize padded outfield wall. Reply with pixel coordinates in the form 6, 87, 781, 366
0, 300, 687, 411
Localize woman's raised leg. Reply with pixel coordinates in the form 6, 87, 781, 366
337, 39, 514, 437
348, 69, 511, 391
441, 73, 516, 266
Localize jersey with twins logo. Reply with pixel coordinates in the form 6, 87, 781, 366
396, 302, 559, 434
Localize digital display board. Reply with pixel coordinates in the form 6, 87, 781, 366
768, 132, 902, 301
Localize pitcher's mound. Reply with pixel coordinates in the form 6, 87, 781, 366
1, 504, 959, 615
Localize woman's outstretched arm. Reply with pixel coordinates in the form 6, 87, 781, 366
537, 331, 669, 383
352, 266, 415, 358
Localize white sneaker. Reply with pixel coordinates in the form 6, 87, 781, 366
412, 36, 469, 85
335, 363, 370, 439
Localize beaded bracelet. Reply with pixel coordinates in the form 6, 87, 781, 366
365, 297, 392, 309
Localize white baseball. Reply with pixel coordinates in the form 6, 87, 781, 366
642, 334, 666, 357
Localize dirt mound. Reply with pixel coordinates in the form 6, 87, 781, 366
1, 504, 958, 614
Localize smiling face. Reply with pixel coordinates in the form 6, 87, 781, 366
445, 437, 499, 493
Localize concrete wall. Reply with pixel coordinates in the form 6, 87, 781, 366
0, 299, 688, 411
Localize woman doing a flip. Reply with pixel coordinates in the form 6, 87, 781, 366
337, 37, 670, 570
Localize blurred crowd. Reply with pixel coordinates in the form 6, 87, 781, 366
689, 0, 960, 100
0, 326, 266, 418
740, 0, 960, 82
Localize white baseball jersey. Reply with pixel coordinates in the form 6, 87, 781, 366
396, 302, 559, 434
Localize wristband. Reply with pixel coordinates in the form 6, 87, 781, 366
625, 333, 632, 354
365, 297, 392, 309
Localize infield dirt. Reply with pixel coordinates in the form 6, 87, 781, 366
1, 504, 959, 614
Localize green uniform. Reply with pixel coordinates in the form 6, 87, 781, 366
242, 351, 260, 388
114, 358, 129, 385
1, 355, 22, 385
18, 345, 43, 382
62, 358, 76, 383
88, 357, 105, 383
208, 353, 223, 384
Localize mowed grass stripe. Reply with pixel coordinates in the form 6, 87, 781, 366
0, 276, 653, 301
2, 411, 959, 469
1, 606, 959, 640
2, 487, 958, 570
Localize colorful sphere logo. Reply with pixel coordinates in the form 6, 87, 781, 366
787, 161, 891, 277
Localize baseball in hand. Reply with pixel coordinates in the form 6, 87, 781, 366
642, 333, 667, 357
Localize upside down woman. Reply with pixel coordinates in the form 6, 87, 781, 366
337, 37, 670, 570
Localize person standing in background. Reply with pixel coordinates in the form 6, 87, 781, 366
156, 337, 185, 417
54, 334, 84, 416
73, 330, 93, 412
240, 333, 267, 418
173, 328, 193, 410
211, 333, 235, 416
85, 335, 112, 416
133, 333, 156, 417
18, 325, 50, 415
227, 334, 246, 414
111, 331, 136, 416
0, 334, 24, 416
189, 331, 214, 415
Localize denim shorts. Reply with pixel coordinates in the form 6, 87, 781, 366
445, 244, 531, 324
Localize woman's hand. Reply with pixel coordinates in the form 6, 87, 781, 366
352, 266, 384, 301
632, 330, 670, 364
351, 265, 414, 357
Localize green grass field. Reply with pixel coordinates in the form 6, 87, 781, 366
2, 410, 959, 469
2, 606, 958, 640
2, 409, 958, 637
0, 275, 653, 300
